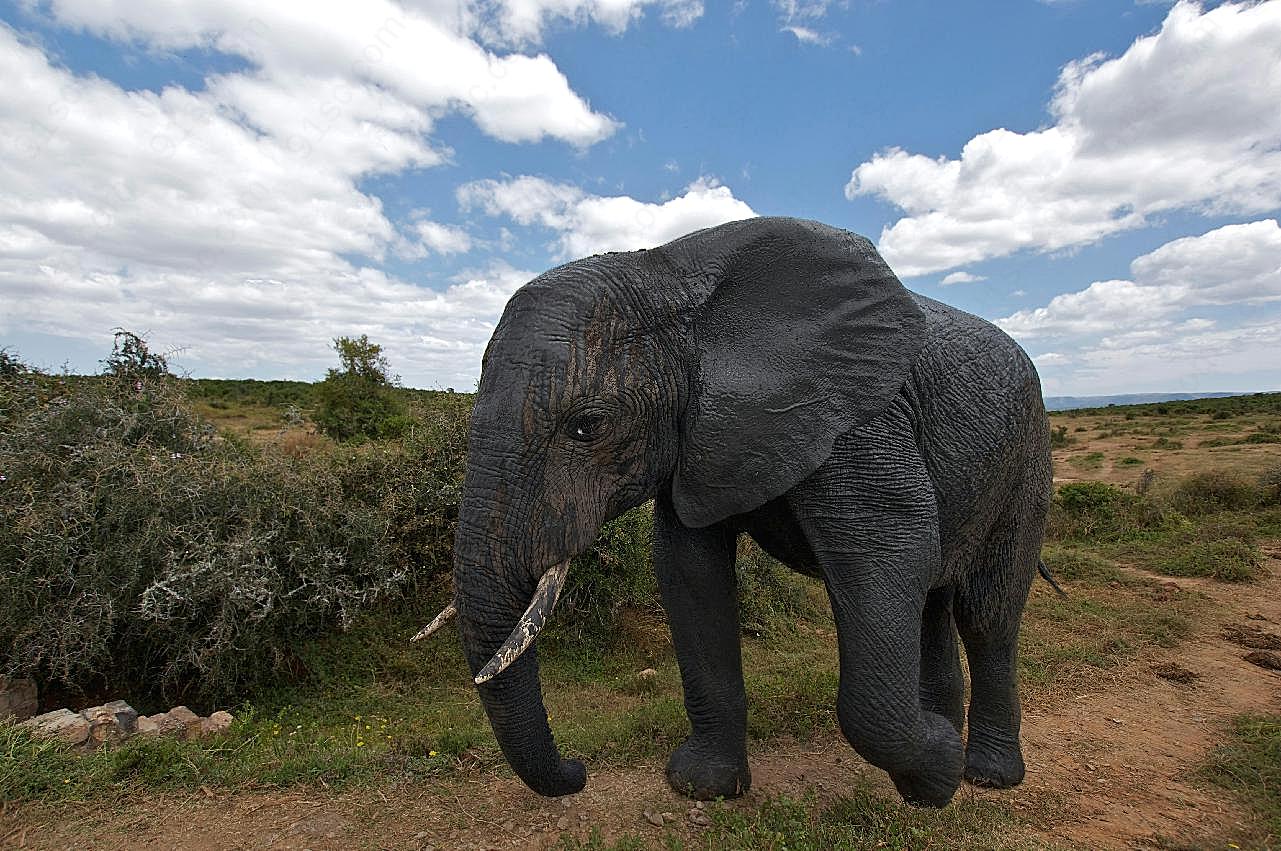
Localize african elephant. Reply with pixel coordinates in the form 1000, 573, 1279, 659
417, 217, 1052, 808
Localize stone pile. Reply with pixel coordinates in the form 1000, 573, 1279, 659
16, 699, 233, 749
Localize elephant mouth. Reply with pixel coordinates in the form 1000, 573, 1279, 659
412, 560, 571, 685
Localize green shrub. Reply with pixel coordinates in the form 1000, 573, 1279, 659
1047, 482, 1158, 541
1163, 470, 1261, 516
313, 336, 409, 442
736, 541, 819, 638
552, 505, 660, 646
1158, 538, 1263, 582
1261, 464, 1281, 505
1050, 425, 1072, 448
0, 342, 468, 706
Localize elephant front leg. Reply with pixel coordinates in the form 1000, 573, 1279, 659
653, 492, 750, 800
792, 441, 964, 808
823, 555, 965, 808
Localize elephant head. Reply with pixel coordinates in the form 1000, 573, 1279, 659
429, 217, 925, 797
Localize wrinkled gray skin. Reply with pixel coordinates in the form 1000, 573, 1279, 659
453, 217, 1051, 807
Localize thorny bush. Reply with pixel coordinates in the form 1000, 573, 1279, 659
0, 337, 468, 707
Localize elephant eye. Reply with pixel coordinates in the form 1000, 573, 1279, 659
566, 412, 608, 443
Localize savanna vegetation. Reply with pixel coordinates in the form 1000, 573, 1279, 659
2, 335, 1279, 849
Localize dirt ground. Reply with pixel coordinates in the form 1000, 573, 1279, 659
4, 549, 1278, 851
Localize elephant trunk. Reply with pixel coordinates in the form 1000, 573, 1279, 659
453, 508, 585, 797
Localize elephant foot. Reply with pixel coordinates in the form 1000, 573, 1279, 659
889, 714, 965, 808
665, 738, 750, 800
964, 734, 1025, 789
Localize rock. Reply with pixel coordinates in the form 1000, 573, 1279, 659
1245, 650, 1281, 670
199, 710, 234, 737
82, 700, 138, 745
143, 711, 183, 737
661, 812, 675, 824
689, 809, 710, 827
20, 708, 90, 745
167, 705, 203, 739
637, 668, 658, 680
135, 715, 161, 737
555, 816, 570, 831
643, 810, 663, 827
0, 677, 38, 722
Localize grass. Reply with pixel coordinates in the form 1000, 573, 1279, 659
1020, 546, 1200, 689
1068, 451, 1105, 470
1201, 714, 1281, 843
555, 784, 1051, 850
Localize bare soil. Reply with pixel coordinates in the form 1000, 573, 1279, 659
4, 553, 1278, 851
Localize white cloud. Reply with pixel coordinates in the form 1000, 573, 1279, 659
458, 175, 757, 258
999, 219, 1281, 394
19, 1, 620, 147
939, 271, 986, 286
1128, 219, 1281, 305
1052, 317, 1281, 394
1034, 352, 1069, 366
472, 0, 703, 45
411, 220, 474, 255
846, 1, 1281, 275
783, 25, 833, 45
0, 4, 625, 387
772, 0, 837, 45
999, 279, 1176, 338
1000, 219, 1281, 338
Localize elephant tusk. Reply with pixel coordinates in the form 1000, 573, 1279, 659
474, 561, 570, 685
410, 602, 456, 642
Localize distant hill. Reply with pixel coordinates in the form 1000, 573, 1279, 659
1043, 392, 1258, 412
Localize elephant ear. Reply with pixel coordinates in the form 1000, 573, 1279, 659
668, 217, 926, 528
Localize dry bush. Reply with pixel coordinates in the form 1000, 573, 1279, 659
0, 338, 468, 705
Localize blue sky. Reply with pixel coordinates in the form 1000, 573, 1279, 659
1, 0, 1278, 395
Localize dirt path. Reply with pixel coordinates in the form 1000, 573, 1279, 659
5, 558, 1279, 851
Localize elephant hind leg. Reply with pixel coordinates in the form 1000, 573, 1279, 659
920, 586, 964, 734
954, 500, 1041, 789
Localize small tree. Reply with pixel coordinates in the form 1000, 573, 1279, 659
313, 335, 409, 441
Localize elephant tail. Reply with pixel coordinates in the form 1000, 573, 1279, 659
1037, 559, 1067, 598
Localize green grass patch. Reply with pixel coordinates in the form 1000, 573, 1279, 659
1020, 550, 1200, 690
1201, 714, 1281, 842
1156, 538, 1264, 582
1068, 451, 1105, 470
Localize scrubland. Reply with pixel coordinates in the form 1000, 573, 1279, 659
2, 342, 1279, 849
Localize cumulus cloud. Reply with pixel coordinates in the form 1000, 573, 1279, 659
846, 1, 1281, 275
939, 271, 986, 286
999, 219, 1281, 393
411, 220, 474, 255
21, 1, 620, 146
0, 0, 639, 386
457, 175, 757, 258
474, 0, 704, 44
999, 219, 1281, 338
